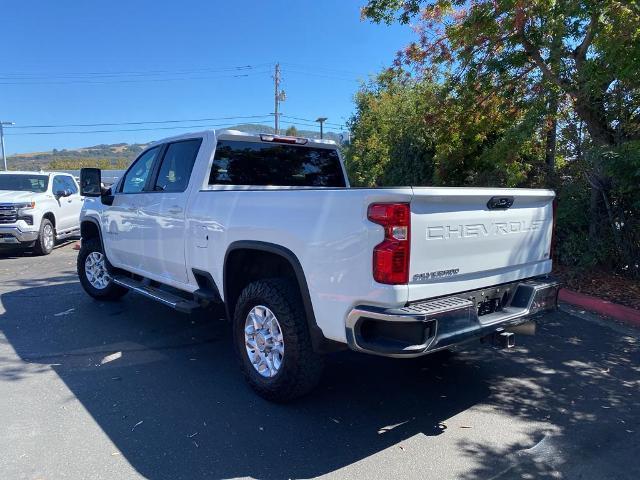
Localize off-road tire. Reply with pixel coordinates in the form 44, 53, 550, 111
77, 238, 128, 300
233, 278, 324, 402
33, 218, 55, 256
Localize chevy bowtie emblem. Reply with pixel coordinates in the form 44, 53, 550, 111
487, 196, 514, 210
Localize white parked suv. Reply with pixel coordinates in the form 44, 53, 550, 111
0, 171, 82, 255
78, 130, 559, 401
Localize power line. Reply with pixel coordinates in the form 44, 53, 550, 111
0, 63, 274, 79
5, 122, 268, 136
280, 114, 345, 128
4, 114, 346, 133
7, 114, 275, 129
6, 119, 346, 137
0, 70, 272, 86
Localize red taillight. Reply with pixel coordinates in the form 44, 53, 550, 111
367, 203, 411, 284
550, 197, 558, 260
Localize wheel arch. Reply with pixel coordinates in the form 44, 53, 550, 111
42, 212, 56, 228
223, 241, 341, 353
80, 217, 104, 250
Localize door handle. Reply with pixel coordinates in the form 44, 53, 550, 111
168, 206, 183, 215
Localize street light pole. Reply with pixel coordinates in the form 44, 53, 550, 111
0, 121, 15, 171
315, 117, 328, 139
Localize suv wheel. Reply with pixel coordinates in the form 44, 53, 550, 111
233, 278, 324, 402
77, 238, 128, 300
33, 218, 55, 255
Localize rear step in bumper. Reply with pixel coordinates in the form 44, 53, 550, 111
345, 277, 559, 358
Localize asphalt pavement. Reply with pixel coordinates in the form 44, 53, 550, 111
1, 243, 639, 480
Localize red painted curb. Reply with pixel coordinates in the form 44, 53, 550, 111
559, 288, 640, 327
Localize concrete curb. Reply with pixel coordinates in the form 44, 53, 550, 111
559, 288, 640, 328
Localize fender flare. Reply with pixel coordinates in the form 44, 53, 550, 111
80, 216, 104, 250
223, 240, 343, 353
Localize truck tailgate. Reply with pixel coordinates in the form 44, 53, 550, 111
407, 187, 555, 301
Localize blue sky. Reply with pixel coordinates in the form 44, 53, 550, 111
1, 0, 413, 154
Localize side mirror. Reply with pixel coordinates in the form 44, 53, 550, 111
80, 168, 102, 197
55, 189, 71, 198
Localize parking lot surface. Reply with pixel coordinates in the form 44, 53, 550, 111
1, 244, 639, 479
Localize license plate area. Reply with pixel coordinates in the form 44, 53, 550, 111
477, 298, 503, 316
0, 233, 19, 243
463, 282, 519, 318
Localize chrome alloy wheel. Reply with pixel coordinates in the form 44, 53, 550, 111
84, 252, 111, 290
43, 223, 54, 251
244, 305, 285, 378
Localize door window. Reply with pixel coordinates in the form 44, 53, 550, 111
121, 147, 160, 194
154, 139, 202, 192
52, 176, 66, 194
62, 176, 78, 194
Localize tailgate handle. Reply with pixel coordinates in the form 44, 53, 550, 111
487, 196, 514, 210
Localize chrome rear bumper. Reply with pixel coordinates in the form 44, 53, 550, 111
345, 277, 560, 358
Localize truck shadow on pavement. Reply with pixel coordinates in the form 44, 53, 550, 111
1, 281, 640, 479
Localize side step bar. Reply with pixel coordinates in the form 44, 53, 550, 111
112, 276, 200, 314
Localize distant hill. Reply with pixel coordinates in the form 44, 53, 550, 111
9, 143, 147, 171
7, 124, 346, 171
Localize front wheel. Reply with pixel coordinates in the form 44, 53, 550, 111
33, 218, 55, 256
233, 278, 324, 402
77, 238, 128, 300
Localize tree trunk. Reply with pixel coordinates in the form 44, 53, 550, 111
544, 92, 558, 182
572, 91, 615, 243
573, 92, 615, 148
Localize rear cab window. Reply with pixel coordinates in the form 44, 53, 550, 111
208, 140, 346, 187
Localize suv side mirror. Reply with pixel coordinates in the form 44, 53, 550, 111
55, 189, 71, 198
80, 168, 102, 197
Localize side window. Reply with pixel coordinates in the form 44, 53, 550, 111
154, 139, 202, 193
52, 176, 66, 194
63, 176, 78, 194
121, 146, 160, 194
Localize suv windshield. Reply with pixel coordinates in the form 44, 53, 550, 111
0, 174, 49, 192
209, 140, 346, 187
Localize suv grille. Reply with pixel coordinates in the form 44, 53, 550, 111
0, 205, 18, 224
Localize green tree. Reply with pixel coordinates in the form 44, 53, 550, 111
48, 157, 129, 170
285, 125, 299, 136
362, 0, 639, 146
346, 69, 546, 188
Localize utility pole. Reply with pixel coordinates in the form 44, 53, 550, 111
273, 63, 286, 134
0, 121, 15, 171
315, 117, 328, 139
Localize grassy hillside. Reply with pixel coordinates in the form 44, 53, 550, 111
7, 124, 344, 171
8, 143, 147, 171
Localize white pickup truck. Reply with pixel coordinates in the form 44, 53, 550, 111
0, 171, 82, 255
78, 129, 559, 401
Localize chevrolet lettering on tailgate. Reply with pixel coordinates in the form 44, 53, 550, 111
426, 220, 545, 240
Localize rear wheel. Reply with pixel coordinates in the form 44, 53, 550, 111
233, 278, 324, 402
33, 218, 55, 256
77, 238, 128, 300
